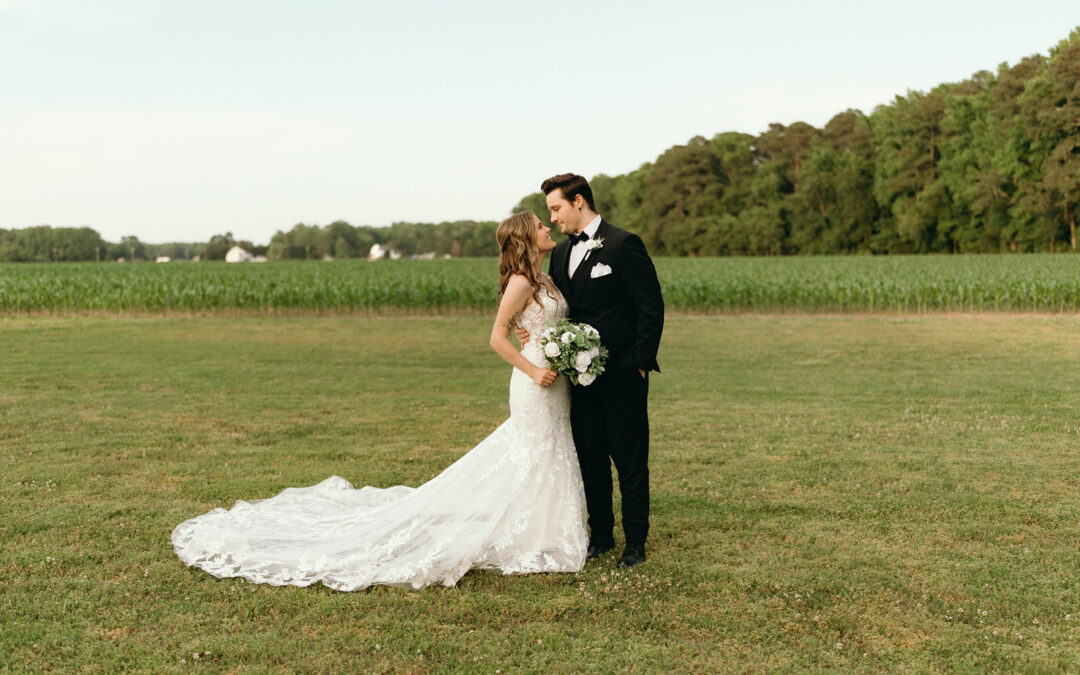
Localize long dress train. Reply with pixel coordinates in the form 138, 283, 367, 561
171, 289, 586, 590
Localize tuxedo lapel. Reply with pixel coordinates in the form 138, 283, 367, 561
550, 241, 572, 301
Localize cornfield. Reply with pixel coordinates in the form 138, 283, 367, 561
659, 255, 1080, 313
3, 255, 1080, 314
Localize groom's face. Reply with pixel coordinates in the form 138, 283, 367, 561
545, 189, 582, 236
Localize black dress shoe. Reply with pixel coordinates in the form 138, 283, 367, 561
617, 544, 646, 568
586, 538, 615, 559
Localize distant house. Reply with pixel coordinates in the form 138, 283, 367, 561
155, 256, 171, 263
225, 246, 253, 263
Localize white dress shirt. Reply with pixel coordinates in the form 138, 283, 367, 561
568, 215, 602, 278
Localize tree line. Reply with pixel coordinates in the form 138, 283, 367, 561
5, 27, 1078, 261
516, 27, 1080, 255
264, 220, 498, 260
0, 220, 499, 262
0, 227, 269, 263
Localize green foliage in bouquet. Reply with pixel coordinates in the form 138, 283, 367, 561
538, 317, 609, 386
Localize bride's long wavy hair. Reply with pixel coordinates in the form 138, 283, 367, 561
496, 210, 545, 309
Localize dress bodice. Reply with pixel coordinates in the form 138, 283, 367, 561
517, 285, 568, 368
517, 285, 568, 344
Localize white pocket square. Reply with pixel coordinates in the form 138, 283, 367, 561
590, 263, 613, 279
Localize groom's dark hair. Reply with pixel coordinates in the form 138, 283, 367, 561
541, 173, 596, 212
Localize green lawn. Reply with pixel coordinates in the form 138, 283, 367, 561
4, 315, 1080, 671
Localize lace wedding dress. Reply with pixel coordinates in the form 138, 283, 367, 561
172, 287, 586, 591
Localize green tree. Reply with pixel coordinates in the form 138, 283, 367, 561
514, 193, 549, 222
710, 132, 756, 215
638, 137, 725, 254
1037, 30, 1080, 249
203, 233, 237, 261
609, 163, 652, 234
0, 226, 107, 262
872, 88, 953, 251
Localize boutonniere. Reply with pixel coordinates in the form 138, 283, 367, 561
584, 236, 604, 260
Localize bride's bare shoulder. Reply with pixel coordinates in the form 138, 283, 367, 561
504, 274, 531, 290
501, 275, 533, 297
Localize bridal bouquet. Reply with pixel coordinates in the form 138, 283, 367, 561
539, 318, 608, 386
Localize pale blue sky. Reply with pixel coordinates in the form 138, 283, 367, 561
2, 0, 1078, 243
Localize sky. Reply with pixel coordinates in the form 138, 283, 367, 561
2, 1, 1078, 244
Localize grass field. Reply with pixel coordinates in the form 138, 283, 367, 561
4, 315, 1080, 671
7, 254, 1080, 314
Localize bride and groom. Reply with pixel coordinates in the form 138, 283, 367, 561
171, 173, 665, 590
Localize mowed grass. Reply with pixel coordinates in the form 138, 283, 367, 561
4, 315, 1080, 671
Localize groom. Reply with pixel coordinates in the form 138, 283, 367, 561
540, 173, 664, 568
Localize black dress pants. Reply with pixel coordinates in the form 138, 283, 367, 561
569, 369, 650, 546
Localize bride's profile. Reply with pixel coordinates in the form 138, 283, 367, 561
171, 210, 587, 590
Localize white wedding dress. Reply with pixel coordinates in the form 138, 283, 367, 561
171, 288, 587, 591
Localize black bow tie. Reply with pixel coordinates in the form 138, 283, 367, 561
568, 232, 590, 245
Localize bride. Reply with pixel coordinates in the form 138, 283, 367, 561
171, 211, 587, 590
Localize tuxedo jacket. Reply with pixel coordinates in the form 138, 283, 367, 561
549, 219, 664, 384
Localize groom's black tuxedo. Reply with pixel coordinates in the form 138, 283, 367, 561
548, 219, 664, 549
549, 220, 664, 382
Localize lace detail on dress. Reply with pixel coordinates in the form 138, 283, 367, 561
516, 285, 569, 369
171, 284, 585, 591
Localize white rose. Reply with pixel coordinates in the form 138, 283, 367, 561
574, 352, 592, 372
560, 331, 575, 343
543, 342, 561, 358
578, 372, 596, 386
586, 326, 600, 339
587, 346, 600, 359
543, 327, 556, 339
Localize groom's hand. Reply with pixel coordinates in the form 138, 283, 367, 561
639, 369, 646, 379
515, 326, 531, 344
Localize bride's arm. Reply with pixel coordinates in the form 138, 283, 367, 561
490, 275, 557, 387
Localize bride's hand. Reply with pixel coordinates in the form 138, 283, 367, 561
531, 366, 557, 387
